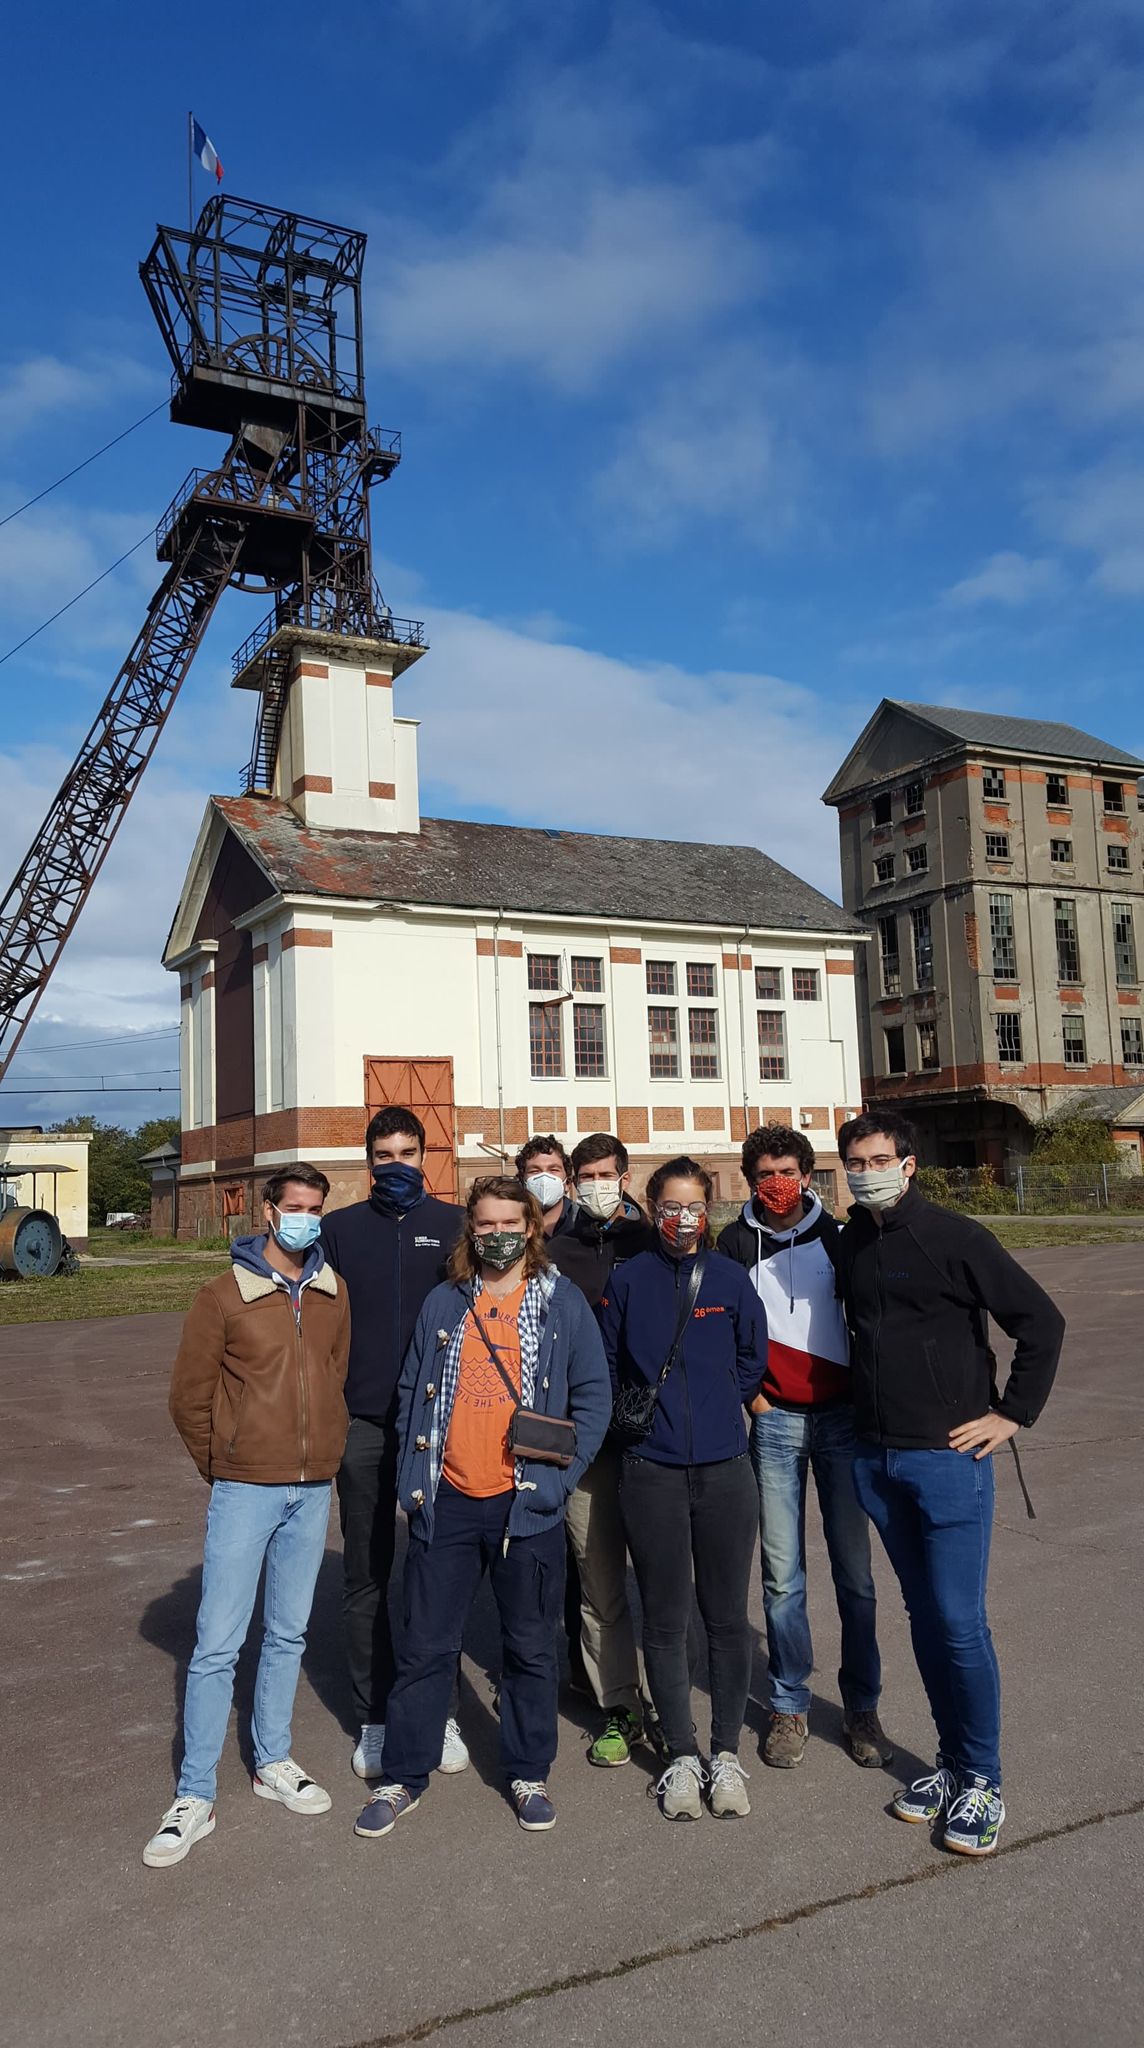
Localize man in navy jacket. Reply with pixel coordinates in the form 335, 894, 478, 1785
321, 1107, 463, 1780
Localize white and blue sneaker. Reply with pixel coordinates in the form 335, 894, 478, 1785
943, 1775, 1005, 1856
438, 1717, 470, 1774
352, 1722, 386, 1780
511, 1779, 556, 1831
891, 1762, 958, 1825
354, 1783, 420, 1839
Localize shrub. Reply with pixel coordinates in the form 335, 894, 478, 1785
916, 1166, 1018, 1215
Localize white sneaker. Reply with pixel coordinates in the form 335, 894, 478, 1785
352, 1723, 386, 1779
655, 1754, 708, 1821
708, 1751, 751, 1818
438, 1717, 470, 1774
252, 1758, 332, 1814
142, 1794, 215, 1868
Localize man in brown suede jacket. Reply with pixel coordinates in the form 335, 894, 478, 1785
143, 1162, 351, 1869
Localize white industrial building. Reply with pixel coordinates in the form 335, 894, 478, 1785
162, 629, 867, 1232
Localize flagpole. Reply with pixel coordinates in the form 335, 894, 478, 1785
187, 110, 193, 232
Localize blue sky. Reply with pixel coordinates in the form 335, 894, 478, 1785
3, 0, 1144, 1125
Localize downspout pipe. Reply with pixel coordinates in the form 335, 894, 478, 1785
736, 925, 751, 1138
492, 907, 506, 1164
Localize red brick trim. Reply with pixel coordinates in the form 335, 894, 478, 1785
693, 1107, 726, 1131
291, 774, 334, 796
1118, 991, 1141, 1006
721, 951, 751, 971
801, 1105, 830, 1130
983, 803, 1009, 824
475, 938, 522, 958
200, 970, 215, 990
993, 985, 1021, 1001
1103, 815, 1130, 837
826, 958, 855, 976
1058, 987, 1084, 1005
617, 1107, 649, 1145
365, 670, 393, 688
577, 1106, 613, 1132
251, 943, 269, 966
652, 1106, 685, 1131
282, 928, 333, 951
369, 781, 396, 800
609, 946, 641, 965
180, 982, 192, 1001
292, 661, 329, 680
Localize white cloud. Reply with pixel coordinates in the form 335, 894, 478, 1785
1032, 462, 1144, 594
0, 352, 157, 444
376, 181, 764, 394
405, 604, 850, 897
594, 345, 808, 546
941, 551, 1062, 608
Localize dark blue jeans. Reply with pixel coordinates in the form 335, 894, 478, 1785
382, 1481, 566, 1796
853, 1447, 1001, 1785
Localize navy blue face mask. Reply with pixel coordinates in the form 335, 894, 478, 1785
370, 1161, 425, 1214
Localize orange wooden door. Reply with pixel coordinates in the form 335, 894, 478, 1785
363, 1056, 457, 1199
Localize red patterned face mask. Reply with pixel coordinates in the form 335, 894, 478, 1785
755, 1173, 804, 1218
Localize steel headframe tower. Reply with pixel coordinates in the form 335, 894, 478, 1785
0, 194, 422, 1081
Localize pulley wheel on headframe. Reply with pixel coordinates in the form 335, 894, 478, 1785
0, 1207, 64, 1277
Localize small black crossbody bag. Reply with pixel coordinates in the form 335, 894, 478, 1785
610, 1253, 707, 1448
468, 1302, 579, 1469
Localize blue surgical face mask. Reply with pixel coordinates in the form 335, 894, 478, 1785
271, 1206, 322, 1253
371, 1160, 425, 1214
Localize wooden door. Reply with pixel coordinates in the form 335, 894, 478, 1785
363, 1056, 457, 1199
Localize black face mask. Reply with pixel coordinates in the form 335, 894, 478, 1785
370, 1162, 425, 1215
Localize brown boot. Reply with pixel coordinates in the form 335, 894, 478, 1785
842, 1709, 894, 1768
763, 1711, 808, 1768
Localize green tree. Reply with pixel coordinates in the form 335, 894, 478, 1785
1031, 1116, 1118, 1166
49, 1116, 180, 1225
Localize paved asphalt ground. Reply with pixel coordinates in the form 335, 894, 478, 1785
2, 1245, 1142, 2048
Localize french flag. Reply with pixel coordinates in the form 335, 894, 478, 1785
192, 117, 223, 184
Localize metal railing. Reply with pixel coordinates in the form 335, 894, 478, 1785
157, 464, 305, 552
231, 589, 426, 676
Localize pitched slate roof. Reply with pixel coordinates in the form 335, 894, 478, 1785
1050, 1086, 1144, 1126
895, 702, 1144, 772
213, 798, 862, 936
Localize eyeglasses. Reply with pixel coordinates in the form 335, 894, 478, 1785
656, 1202, 707, 1221
848, 1154, 903, 1171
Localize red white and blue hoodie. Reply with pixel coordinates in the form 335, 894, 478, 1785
715, 1192, 851, 1408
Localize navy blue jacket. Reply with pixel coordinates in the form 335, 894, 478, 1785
395, 1273, 612, 1543
320, 1192, 463, 1423
598, 1245, 767, 1466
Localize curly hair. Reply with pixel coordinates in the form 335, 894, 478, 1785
447, 1175, 551, 1284
741, 1124, 814, 1185
514, 1134, 573, 1180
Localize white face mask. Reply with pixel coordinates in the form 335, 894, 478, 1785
525, 1171, 566, 1210
845, 1162, 913, 1210
576, 1177, 623, 1222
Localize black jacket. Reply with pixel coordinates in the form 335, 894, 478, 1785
320, 1193, 463, 1422
836, 1183, 1065, 1449
546, 1198, 656, 1308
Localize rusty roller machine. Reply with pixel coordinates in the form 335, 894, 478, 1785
0, 196, 422, 1124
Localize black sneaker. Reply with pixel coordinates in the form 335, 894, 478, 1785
891, 1763, 958, 1825
943, 1775, 1005, 1856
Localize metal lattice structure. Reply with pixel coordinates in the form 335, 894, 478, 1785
0, 194, 421, 1080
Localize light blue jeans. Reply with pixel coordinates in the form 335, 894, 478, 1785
178, 1479, 331, 1801
750, 1404, 881, 1717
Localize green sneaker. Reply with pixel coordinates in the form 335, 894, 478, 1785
587, 1709, 643, 1767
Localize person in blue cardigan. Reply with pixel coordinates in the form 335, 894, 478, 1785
352, 1174, 612, 1840
599, 1156, 766, 1823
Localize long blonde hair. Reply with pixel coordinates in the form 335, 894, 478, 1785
447, 1175, 551, 1285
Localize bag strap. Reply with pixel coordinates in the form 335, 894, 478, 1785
656, 1252, 707, 1386
467, 1295, 522, 1410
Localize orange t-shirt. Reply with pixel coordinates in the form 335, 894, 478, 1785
442, 1283, 526, 1499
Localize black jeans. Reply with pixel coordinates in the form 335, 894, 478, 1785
383, 1481, 566, 1796
620, 1452, 758, 1760
336, 1415, 400, 1725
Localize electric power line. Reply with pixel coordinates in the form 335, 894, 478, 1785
9, 1026, 179, 1057
0, 1085, 179, 1097
3, 1069, 179, 1084
0, 399, 169, 530
0, 529, 155, 672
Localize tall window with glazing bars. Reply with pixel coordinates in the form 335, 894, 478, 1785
988, 893, 1016, 980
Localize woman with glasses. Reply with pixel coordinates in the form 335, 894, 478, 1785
598, 1157, 766, 1821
